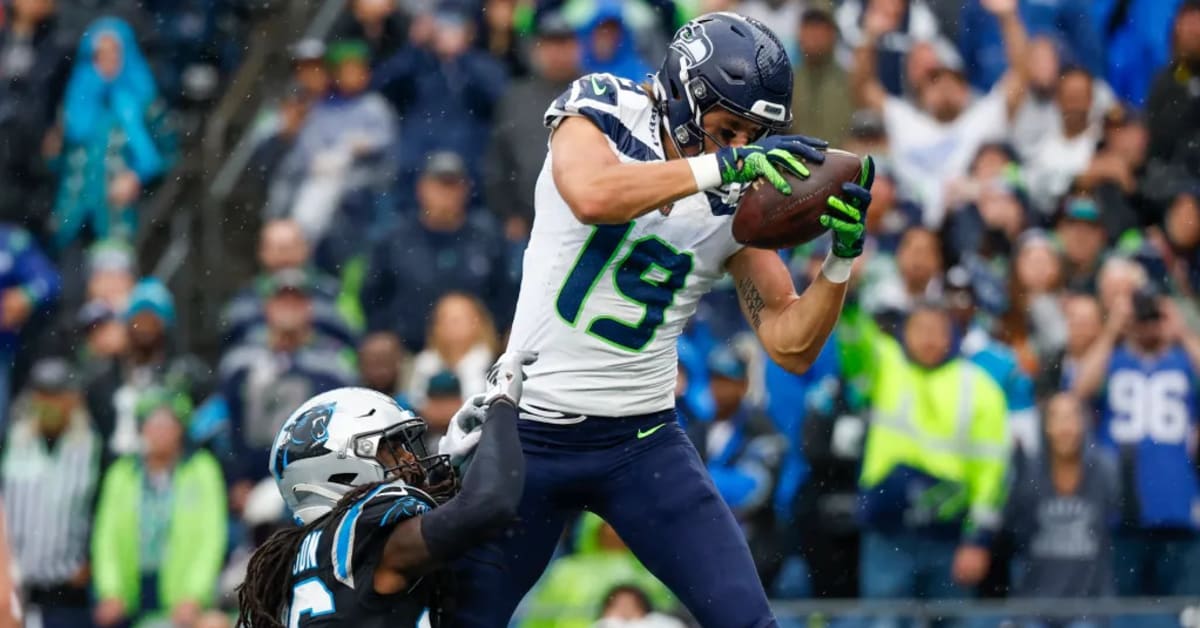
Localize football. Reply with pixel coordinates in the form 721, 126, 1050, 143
732, 148, 864, 250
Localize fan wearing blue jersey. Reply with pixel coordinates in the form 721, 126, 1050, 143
1072, 286, 1200, 601
452, 12, 874, 628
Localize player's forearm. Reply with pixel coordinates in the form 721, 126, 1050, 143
419, 399, 524, 562
763, 275, 848, 374
564, 159, 702, 225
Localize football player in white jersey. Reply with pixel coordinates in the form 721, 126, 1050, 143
452, 13, 874, 627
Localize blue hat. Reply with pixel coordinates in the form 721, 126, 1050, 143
1060, 195, 1102, 224
426, 370, 462, 398
126, 278, 176, 327
707, 346, 747, 381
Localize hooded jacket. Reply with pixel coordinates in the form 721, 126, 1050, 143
54, 17, 175, 249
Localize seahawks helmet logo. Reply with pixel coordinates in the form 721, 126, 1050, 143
671, 23, 713, 67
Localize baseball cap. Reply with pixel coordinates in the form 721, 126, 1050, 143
126, 277, 176, 327
426, 370, 462, 398
422, 150, 467, 180
135, 386, 194, 424
290, 38, 327, 63
326, 39, 370, 66
87, 239, 136, 276
707, 346, 747, 381
537, 11, 575, 39
1060, 195, 1102, 224
30, 358, 78, 394
258, 268, 314, 298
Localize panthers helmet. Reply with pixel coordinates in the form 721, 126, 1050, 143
653, 12, 794, 156
269, 387, 453, 524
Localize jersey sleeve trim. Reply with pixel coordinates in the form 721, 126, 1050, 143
331, 483, 390, 589
544, 74, 662, 163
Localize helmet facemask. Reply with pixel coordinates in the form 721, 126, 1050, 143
353, 418, 459, 504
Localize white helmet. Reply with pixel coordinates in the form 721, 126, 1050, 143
269, 387, 453, 524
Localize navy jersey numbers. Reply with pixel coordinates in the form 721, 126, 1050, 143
556, 223, 694, 352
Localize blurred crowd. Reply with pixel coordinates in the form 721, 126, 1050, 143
0, 0, 1198, 626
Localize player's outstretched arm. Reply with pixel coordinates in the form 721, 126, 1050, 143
551, 117, 706, 225
729, 161, 874, 374
372, 398, 523, 592
552, 117, 826, 224
372, 353, 533, 593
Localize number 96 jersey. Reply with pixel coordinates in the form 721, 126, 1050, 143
1101, 344, 1200, 529
507, 73, 744, 419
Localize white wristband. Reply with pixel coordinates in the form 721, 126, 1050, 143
821, 251, 854, 284
687, 154, 723, 191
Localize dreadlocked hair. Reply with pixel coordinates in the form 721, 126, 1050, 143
237, 459, 458, 628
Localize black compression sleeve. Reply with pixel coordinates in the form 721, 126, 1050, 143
420, 399, 525, 562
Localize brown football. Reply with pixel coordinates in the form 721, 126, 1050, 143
732, 148, 863, 250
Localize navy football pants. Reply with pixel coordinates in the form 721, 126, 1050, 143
450, 410, 776, 627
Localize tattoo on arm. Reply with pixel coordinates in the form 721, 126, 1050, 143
737, 277, 766, 329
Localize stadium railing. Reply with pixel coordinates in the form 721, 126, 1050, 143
515, 597, 1200, 627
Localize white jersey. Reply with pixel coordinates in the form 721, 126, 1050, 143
506, 73, 744, 419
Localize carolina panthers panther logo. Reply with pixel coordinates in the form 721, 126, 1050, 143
288, 403, 332, 447
671, 23, 713, 67
272, 403, 335, 478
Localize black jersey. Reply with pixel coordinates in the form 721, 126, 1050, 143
283, 479, 437, 627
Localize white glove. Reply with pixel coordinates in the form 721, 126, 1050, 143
437, 351, 538, 471
437, 393, 487, 470
485, 350, 539, 406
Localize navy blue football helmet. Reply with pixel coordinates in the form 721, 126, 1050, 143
653, 12, 794, 156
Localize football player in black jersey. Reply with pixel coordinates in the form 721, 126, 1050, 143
236, 352, 535, 627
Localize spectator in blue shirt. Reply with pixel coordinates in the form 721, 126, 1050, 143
1092, 0, 1185, 106
372, 3, 508, 202
219, 219, 355, 352
218, 268, 356, 508
0, 225, 60, 427
361, 151, 516, 351
959, 0, 1104, 92
268, 40, 398, 248
686, 346, 784, 585
1072, 286, 1200, 622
